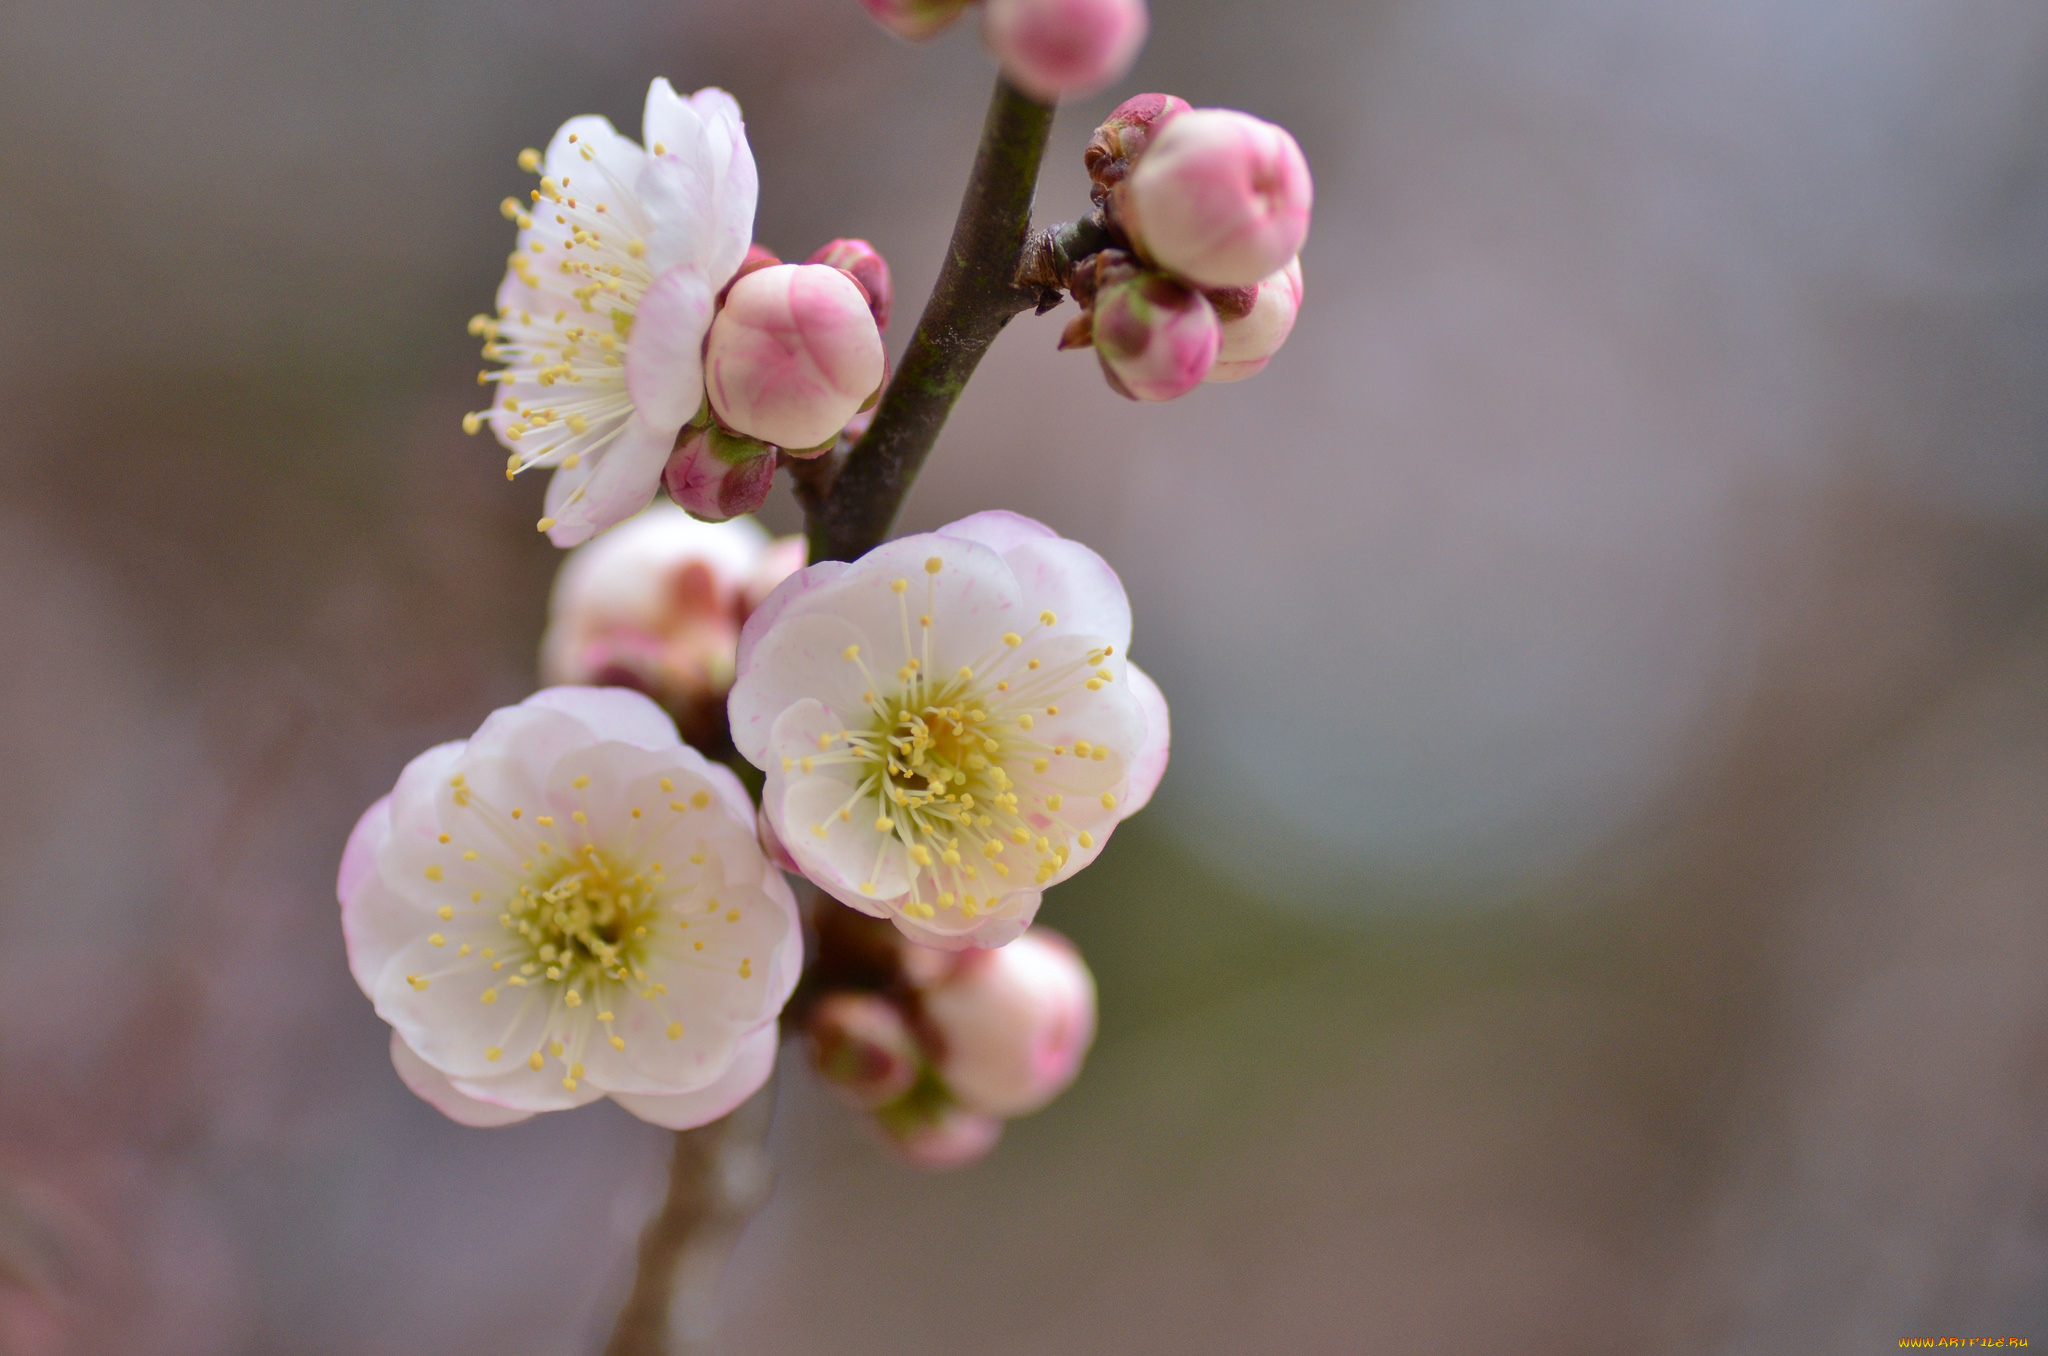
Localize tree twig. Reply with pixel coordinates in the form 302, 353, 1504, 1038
601, 1081, 778, 1356
804, 78, 1058, 563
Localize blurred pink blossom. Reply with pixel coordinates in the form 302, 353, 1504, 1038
982, 0, 1148, 103
1205, 255, 1303, 383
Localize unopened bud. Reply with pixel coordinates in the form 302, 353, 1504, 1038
1205, 256, 1302, 383
1118, 107, 1313, 289
705, 263, 886, 451
875, 1099, 1004, 1170
1084, 92, 1189, 200
861, 0, 970, 40
806, 238, 894, 333
919, 928, 1096, 1118
718, 242, 783, 306
982, 0, 1148, 104
1091, 265, 1219, 402
662, 424, 777, 523
808, 992, 922, 1109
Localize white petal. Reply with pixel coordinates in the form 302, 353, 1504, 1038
609, 1022, 779, 1129
624, 265, 714, 429
542, 114, 648, 197
543, 413, 675, 547
635, 129, 717, 278
727, 610, 876, 767
734, 559, 853, 680
893, 897, 1039, 951
933, 509, 1058, 556
521, 686, 680, 751
1122, 661, 1171, 815
390, 1032, 536, 1128
998, 535, 1133, 653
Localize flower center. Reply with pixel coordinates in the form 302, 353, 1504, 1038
503, 848, 659, 992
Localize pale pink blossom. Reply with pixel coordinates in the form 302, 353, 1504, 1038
1205, 255, 1303, 383
661, 424, 779, 524
338, 688, 802, 1128
861, 0, 970, 40
539, 503, 803, 727
920, 927, 1095, 1117
467, 80, 760, 547
729, 511, 1171, 950
704, 264, 887, 452
1120, 107, 1312, 289
1092, 269, 1219, 401
982, 0, 1148, 104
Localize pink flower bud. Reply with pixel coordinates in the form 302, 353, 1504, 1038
982, 0, 1148, 104
806, 238, 894, 333
1091, 267, 1219, 401
1204, 255, 1302, 382
718, 242, 783, 306
919, 928, 1096, 1118
705, 263, 886, 452
861, 0, 970, 40
662, 423, 777, 523
807, 992, 922, 1109
877, 1101, 1004, 1170
1084, 92, 1189, 199
1119, 107, 1313, 289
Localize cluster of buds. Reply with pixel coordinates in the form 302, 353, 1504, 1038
801, 908, 1097, 1168
862, 0, 1147, 104
667, 238, 893, 523
1056, 95, 1311, 401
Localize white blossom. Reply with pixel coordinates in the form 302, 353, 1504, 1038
339, 688, 801, 1128
467, 80, 758, 547
730, 512, 1170, 949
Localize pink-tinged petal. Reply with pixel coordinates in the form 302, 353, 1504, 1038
922, 928, 1095, 1116
933, 509, 1058, 556
1122, 661, 1171, 814
543, 414, 675, 548
687, 89, 758, 286
520, 685, 681, 751
700, 758, 757, 829
640, 78, 705, 161
999, 536, 1133, 652
609, 1022, 780, 1129
390, 1033, 536, 1128
635, 136, 716, 277
704, 265, 884, 450
734, 559, 853, 676
624, 267, 715, 429
757, 804, 799, 873
337, 794, 391, 907
893, 898, 1039, 951
729, 611, 875, 767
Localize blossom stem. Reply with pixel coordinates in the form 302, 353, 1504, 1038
804, 77, 1058, 562
602, 1079, 778, 1356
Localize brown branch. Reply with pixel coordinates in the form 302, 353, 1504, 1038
601, 1080, 778, 1356
804, 78, 1058, 563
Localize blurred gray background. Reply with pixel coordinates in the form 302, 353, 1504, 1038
2, 0, 2046, 1351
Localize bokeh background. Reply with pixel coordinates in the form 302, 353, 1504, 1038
3, 0, 2047, 1350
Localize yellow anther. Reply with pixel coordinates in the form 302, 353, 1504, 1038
738, 959, 753, 978
549, 1041, 565, 1058
1018, 714, 1035, 730
407, 975, 429, 991
429, 933, 447, 947
875, 816, 895, 833
1028, 659, 1042, 670
910, 845, 932, 866
1003, 632, 1022, 647
670, 800, 687, 812
890, 578, 908, 594
572, 775, 591, 789
659, 777, 675, 792
609, 1035, 626, 1051
1093, 746, 1109, 761
1046, 794, 1063, 811
1033, 757, 1050, 773
517, 148, 542, 172
690, 790, 711, 809
564, 990, 583, 1008
480, 987, 498, 1005
535, 815, 554, 827
666, 1022, 684, 1040
725, 908, 740, 923
693, 940, 705, 950
1040, 610, 1057, 626
438, 905, 455, 920
537, 517, 557, 532
924, 557, 943, 574
689, 852, 706, 866
1078, 831, 1095, 849
1086, 679, 1104, 690
462, 849, 479, 861
571, 810, 586, 823
1101, 792, 1118, 809
423, 865, 443, 882
485, 1047, 503, 1062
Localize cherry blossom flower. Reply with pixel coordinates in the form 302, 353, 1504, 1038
466, 79, 759, 547
338, 688, 802, 1128
539, 504, 802, 738
729, 512, 1171, 950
